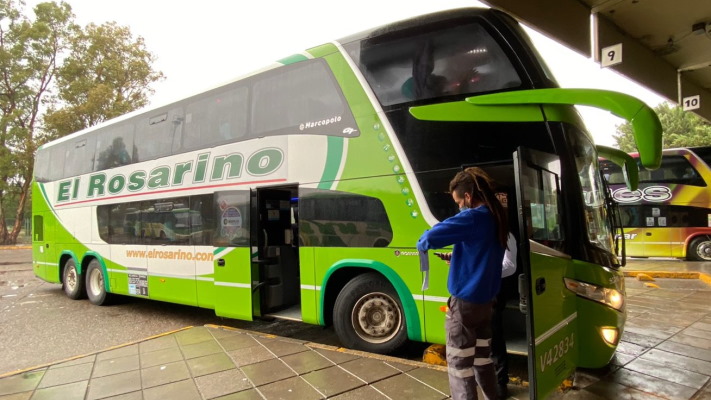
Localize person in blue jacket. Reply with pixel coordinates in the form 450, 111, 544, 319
417, 167, 509, 400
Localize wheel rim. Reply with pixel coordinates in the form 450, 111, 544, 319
350, 291, 402, 344
696, 239, 711, 261
65, 267, 77, 292
89, 268, 104, 296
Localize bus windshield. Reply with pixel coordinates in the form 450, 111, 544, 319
568, 128, 614, 252
345, 20, 522, 106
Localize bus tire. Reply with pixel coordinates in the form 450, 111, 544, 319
62, 258, 85, 300
333, 272, 407, 354
688, 236, 711, 261
86, 259, 113, 306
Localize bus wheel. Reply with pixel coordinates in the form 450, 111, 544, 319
688, 236, 711, 261
86, 259, 112, 306
62, 258, 85, 300
333, 273, 407, 354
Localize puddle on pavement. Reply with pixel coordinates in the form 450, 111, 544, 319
625, 277, 711, 290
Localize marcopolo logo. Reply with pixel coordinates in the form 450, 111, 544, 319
299, 115, 342, 131
56, 147, 284, 203
611, 186, 672, 203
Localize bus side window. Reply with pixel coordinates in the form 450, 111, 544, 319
190, 194, 215, 246
33, 215, 43, 242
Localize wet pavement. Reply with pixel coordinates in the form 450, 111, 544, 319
0, 257, 709, 399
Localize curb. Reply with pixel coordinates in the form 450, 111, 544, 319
0, 245, 31, 250
623, 270, 711, 286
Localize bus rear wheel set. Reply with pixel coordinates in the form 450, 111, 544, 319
62, 258, 113, 306
688, 236, 711, 261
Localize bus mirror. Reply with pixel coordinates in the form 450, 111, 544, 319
596, 145, 639, 191
465, 89, 662, 170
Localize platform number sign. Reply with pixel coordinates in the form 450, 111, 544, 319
601, 43, 622, 67
683, 95, 700, 111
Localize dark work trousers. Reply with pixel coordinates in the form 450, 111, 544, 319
446, 296, 497, 400
490, 293, 508, 387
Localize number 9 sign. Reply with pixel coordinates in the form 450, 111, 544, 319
601, 43, 623, 67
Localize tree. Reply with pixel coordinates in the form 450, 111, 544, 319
43, 21, 164, 138
613, 102, 711, 152
0, 0, 75, 244
0, 1, 163, 244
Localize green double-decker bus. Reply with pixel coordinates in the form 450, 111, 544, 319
32, 8, 661, 398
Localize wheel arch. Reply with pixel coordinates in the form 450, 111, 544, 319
319, 259, 422, 342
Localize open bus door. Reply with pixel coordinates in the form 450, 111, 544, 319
514, 147, 578, 399
213, 190, 254, 320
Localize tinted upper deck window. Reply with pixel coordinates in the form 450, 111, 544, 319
345, 20, 521, 106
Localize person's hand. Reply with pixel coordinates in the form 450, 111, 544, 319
434, 252, 452, 265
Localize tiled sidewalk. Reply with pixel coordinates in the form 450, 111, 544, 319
3, 258, 709, 399
0, 325, 456, 400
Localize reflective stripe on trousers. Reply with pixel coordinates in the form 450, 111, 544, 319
445, 296, 497, 400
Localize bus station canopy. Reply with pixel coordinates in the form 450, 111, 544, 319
482, 0, 711, 123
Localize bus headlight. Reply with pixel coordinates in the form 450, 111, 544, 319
600, 327, 619, 345
563, 278, 624, 311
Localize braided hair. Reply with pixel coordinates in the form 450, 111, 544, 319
449, 167, 509, 249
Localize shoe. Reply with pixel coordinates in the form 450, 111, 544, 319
496, 383, 509, 400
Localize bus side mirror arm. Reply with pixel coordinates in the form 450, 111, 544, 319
596, 145, 639, 191
465, 88, 663, 170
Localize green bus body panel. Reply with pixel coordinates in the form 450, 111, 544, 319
318, 253, 423, 342
409, 101, 545, 122
528, 251, 578, 399
466, 89, 663, 169
277, 53, 309, 65
569, 259, 626, 368
197, 277, 215, 309
214, 247, 253, 321
148, 275, 197, 306
299, 247, 319, 325
317, 136, 345, 189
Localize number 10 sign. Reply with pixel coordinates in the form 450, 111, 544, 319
683, 95, 700, 111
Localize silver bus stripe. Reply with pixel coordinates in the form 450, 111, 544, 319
214, 282, 251, 289
534, 312, 578, 346
300, 285, 321, 291
418, 295, 448, 303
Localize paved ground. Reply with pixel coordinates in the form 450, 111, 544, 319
552, 262, 711, 400
0, 254, 709, 399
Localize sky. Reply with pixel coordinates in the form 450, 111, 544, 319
28, 0, 668, 147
